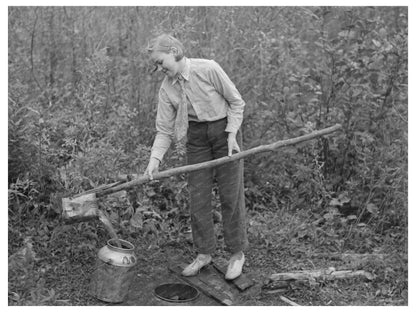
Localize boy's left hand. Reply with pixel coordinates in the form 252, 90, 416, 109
227, 132, 241, 156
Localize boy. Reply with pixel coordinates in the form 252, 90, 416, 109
145, 34, 247, 280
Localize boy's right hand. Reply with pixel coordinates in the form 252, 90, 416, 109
144, 157, 160, 180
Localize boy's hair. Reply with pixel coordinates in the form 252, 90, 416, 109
147, 34, 185, 61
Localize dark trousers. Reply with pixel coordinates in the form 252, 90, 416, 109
186, 118, 247, 254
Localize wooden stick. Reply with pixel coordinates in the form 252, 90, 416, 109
279, 295, 300, 306
94, 124, 342, 197
62, 124, 342, 218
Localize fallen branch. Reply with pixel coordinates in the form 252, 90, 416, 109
269, 267, 375, 284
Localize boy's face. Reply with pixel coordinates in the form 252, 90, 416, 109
151, 50, 180, 78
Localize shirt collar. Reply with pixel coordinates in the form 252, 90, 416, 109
172, 57, 190, 85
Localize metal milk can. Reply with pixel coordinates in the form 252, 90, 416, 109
89, 238, 137, 303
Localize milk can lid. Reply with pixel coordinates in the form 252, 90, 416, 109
154, 283, 199, 303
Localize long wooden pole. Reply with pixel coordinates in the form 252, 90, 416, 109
95, 124, 342, 197
63, 124, 342, 218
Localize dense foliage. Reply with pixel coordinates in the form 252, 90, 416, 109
8, 7, 407, 305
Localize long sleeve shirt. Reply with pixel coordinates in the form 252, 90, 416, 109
150, 57, 246, 161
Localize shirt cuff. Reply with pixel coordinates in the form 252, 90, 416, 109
225, 117, 241, 134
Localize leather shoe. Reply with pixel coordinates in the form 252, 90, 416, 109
225, 251, 245, 280
181, 254, 212, 276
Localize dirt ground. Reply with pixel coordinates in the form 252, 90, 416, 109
8, 217, 408, 306
81, 241, 406, 307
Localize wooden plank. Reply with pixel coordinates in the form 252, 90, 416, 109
212, 258, 254, 291
168, 263, 233, 306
